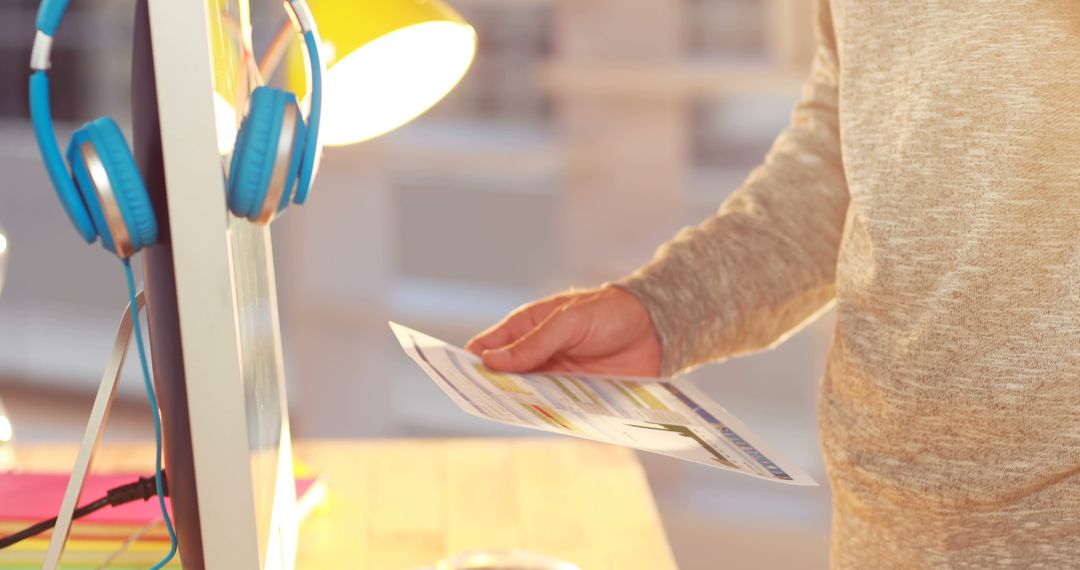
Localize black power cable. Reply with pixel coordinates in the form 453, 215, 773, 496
0, 472, 168, 550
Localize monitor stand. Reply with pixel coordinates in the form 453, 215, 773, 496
42, 293, 145, 570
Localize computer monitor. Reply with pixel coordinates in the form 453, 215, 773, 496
133, 0, 298, 568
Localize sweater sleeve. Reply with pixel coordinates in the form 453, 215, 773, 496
616, 0, 848, 376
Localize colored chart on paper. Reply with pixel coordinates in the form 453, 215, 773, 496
391, 322, 817, 486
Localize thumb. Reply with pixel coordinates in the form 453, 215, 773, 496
482, 308, 581, 372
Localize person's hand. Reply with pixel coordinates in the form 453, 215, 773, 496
466, 286, 662, 376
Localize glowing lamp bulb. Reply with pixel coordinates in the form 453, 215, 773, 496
0, 416, 13, 443
213, 92, 239, 155
313, 21, 476, 146
287, 0, 477, 147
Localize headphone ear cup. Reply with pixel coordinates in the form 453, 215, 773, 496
229, 87, 303, 221
62, 128, 100, 244
281, 101, 307, 210
65, 118, 158, 257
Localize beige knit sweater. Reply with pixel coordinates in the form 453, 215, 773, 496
618, 1, 1080, 567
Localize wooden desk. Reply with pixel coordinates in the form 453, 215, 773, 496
16, 439, 678, 570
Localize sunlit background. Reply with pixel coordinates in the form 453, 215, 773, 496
0, 0, 832, 567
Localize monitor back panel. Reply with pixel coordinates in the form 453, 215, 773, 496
138, 0, 298, 567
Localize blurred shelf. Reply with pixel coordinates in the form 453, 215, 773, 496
290, 276, 546, 335
0, 123, 44, 159
0, 121, 75, 157
0, 304, 147, 399
539, 58, 805, 99
688, 166, 751, 200
0, 122, 134, 160
387, 277, 545, 329
0, 5, 131, 48
381, 120, 560, 181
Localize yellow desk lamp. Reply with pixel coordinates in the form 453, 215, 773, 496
211, 0, 475, 152
279, 0, 477, 146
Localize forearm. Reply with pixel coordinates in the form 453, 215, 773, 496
618, 0, 847, 375
617, 158, 847, 375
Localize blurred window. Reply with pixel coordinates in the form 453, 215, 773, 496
423, 2, 553, 126
688, 0, 768, 60
0, 0, 133, 123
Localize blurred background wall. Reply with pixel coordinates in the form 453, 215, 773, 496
0, 0, 834, 567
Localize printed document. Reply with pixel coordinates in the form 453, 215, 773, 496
391, 322, 816, 486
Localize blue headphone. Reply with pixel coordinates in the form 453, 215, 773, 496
29, 0, 324, 259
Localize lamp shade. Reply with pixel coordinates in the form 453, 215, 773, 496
288, 0, 477, 147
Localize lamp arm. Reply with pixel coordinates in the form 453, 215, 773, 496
258, 16, 295, 83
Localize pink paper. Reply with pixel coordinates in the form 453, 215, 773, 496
0, 473, 316, 524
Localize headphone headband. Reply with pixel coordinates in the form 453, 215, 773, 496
285, 0, 324, 202
286, 0, 316, 34
35, 0, 69, 37
30, 0, 95, 240
30, 0, 324, 220
295, 29, 323, 203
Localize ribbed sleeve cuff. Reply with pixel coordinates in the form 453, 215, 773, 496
610, 270, 691, 378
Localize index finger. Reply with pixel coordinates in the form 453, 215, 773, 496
465, 293, 575, 355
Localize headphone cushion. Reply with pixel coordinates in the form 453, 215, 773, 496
66, 118, 157, 255
230, 87, 294, 220
67, 129, 110, 247
88, 119, 157, 250
281, 104, 307, 211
